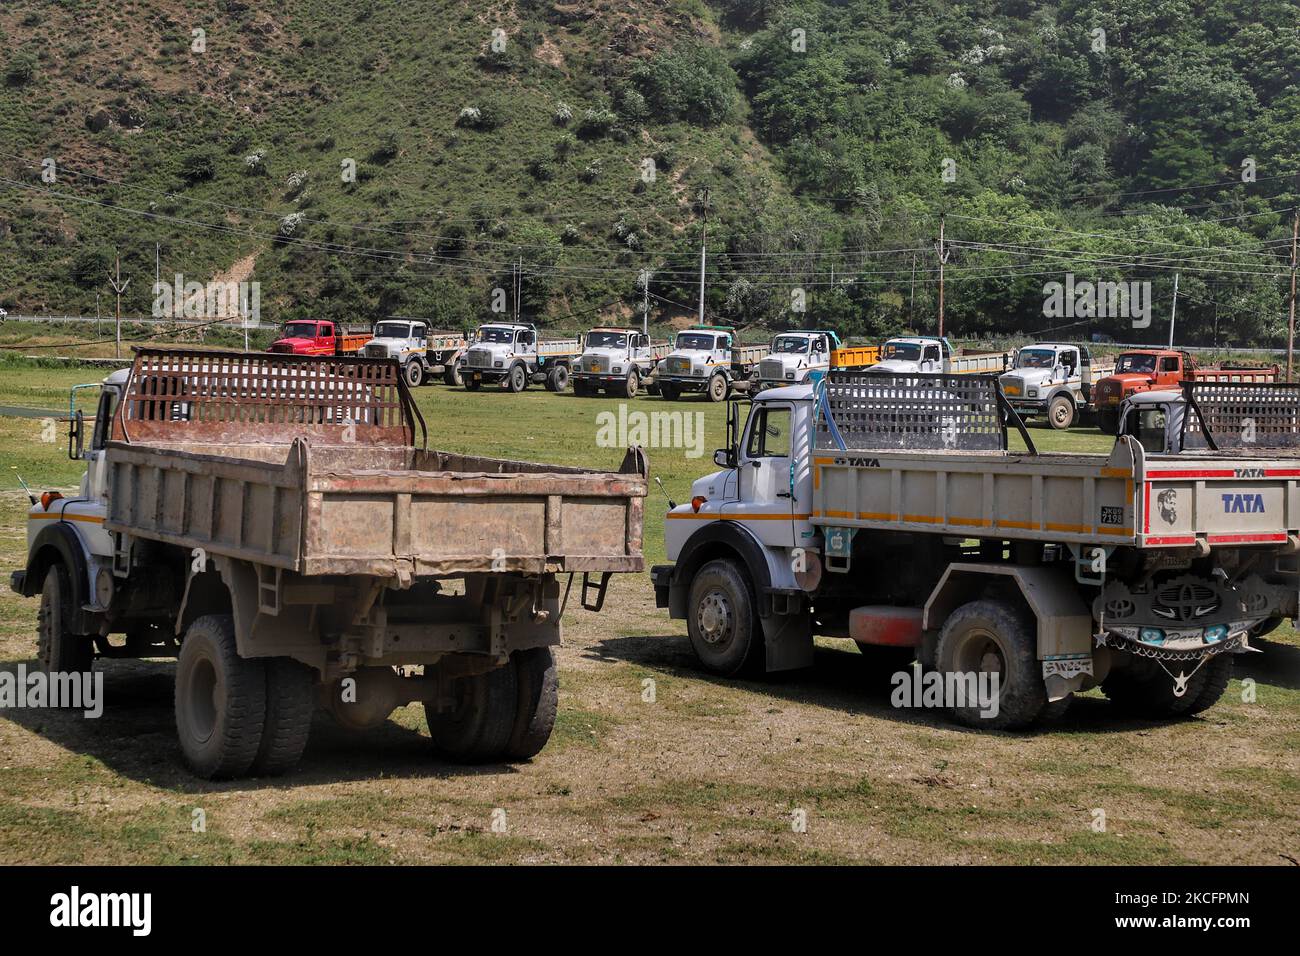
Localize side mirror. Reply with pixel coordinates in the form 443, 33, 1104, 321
68, 410, 84, 461
714, 448, 735, 469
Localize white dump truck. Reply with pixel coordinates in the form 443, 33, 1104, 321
10, 348, 647, 778
998, 342, 1115, 430
571, 327, 671, 398
459, 322, 582, 393
753, 330, 840, 392
868, 336, 1012, 375
652, 371, 1297, 729
655, 325, 768, 402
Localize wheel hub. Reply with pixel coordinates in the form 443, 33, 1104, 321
697, 590, 732, 644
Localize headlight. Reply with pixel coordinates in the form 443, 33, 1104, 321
1140, 627, 1165, 644
694, 367, 705, 377
785, 372, 795, 380
1204, 624, 1227, 643
494, 361, 503, 368
613, 366, 622, 374
1028, 388, 1038, 398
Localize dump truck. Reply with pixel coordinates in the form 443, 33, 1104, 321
655, 325, 768, 402
1094, 349, 1280, 434
268, 319, 371, 357
10, 348, 647, 779
651, 371, 1297, 730
458, 322, 582, 393
571, 328, 671, 398
998, 342, 1114, 430
867, 336, 1012, 375
360, 321, 468, 388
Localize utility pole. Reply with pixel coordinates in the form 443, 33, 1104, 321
697, 219, 707, 325
95, 293, 101, 338
1168, 271, 1179, 349
1288, 207, 1298, 382
909, 252, 917, 323
935, 216, 949, 338
640, 269, 650, 336
107, 254, 130, 360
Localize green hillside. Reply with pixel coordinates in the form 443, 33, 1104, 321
1, 0, 1298, 346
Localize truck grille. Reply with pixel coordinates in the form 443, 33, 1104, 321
759, 359, 785, 381
365, 344, 387, 358
467, 349, 492, 368
1001, 376, 1024, 397
667, 357, 690, 375
585, 355, 610, 374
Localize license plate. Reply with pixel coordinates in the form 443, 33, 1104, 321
1105, 395, 1119, 404
473, 373, 482, 381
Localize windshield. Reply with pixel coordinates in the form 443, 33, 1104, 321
1117, 354, 1157, 373
587, 331, 628, 349
772, 335, 810, 354
882, 341, 922, 361
1016, 348, 1059, 369
676, 333, 719, 351
476, 326, 516, 344
374, 322, 414, 338
282, 322, 320, 338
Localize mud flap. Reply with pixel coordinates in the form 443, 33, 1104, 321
761, 611, 813, 672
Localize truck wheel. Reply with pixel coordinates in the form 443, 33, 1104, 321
622, 369, 640, 399
1096, 409, 1119, 435
425, 660, 519, 762
546, 364, 570, 393
404, 358, 425, 388
506, 364, 528, 393
251, 658, 315, 776
660, 383, 679, 401
1102, 653, 1233, 718
686, 559, 764, 676
175, 614, 267, 779
444, 364, 463, 387
506, 647, 558, 759
707, 373, 729, 403
935, 600, 1046, 730
37, 564, 94, 674
1047, 395, 1075, 430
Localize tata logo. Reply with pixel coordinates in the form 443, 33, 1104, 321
1234, 468, 1264, 478
1222, 493, 1265, 513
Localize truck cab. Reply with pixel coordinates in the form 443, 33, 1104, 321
459, 323, 577, 393
867, 336, 950, 374
656, 325, 749, 403
573, 327, 661, 398
363, 320, 429, 386
754, 330, 840, 392
998, 343, 1101, 430
269, 320, 369, 357
1094, 350, 1188, 432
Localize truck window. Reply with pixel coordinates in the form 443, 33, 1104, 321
675, 333, 714, 350
282, 321, 317, 339
91, 388, 119, 450
588, 331, 628, 349
1160, 357, 1179, 373
374, 322, 410, 338
321, 323, 333, 337
519, 330, 535, 347
882, 342, 921, 361
924, 345, 940, 362
1116, 354, 1157, 373
772, 335, 809, 354
1126, 407, 1168, 454
745, 407, 791, 459
1016, 348, 1055, 369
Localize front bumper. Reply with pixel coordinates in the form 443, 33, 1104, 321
658, 375, 706, 391
1008, 400, 1047, 416
467, 369, 506, 384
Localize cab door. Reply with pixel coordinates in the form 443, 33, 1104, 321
723, 402, 796, 547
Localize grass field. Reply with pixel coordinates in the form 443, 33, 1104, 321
0, 360, 1297, 864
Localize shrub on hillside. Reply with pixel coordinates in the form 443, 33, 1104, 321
5, 52, 37, 86
631, 43, 736, 125
179, 148, 217, 184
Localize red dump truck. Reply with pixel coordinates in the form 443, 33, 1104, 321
269, 320, 372, 357
1094, 349, 1279, 434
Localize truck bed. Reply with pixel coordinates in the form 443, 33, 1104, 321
105, 441, 645, 576
103, 348, 646, 577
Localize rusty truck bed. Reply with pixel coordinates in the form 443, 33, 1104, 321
102, 349, 646, 577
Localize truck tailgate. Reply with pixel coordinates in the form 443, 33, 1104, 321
1137, 458, 1299, 547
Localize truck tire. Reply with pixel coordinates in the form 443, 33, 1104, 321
404, 358, 425, 388
624, 369, 640, 399
1047, 394, 1075, 430
37, 564, 94, 674
660, 383, 680, 401
1096, 408, 1119, 435
175, 614, 267, 779
707, 373, 728, 403
506, 647, 558, 759
444, 364, 463, 387
506, 364, 528, 393
935, 600, 1047, 730
546, 364, 570, 393
1102, 653, 1233, 718
425, 660, 519, 762
252, 657, 315, 776
686, 558, 764, 676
